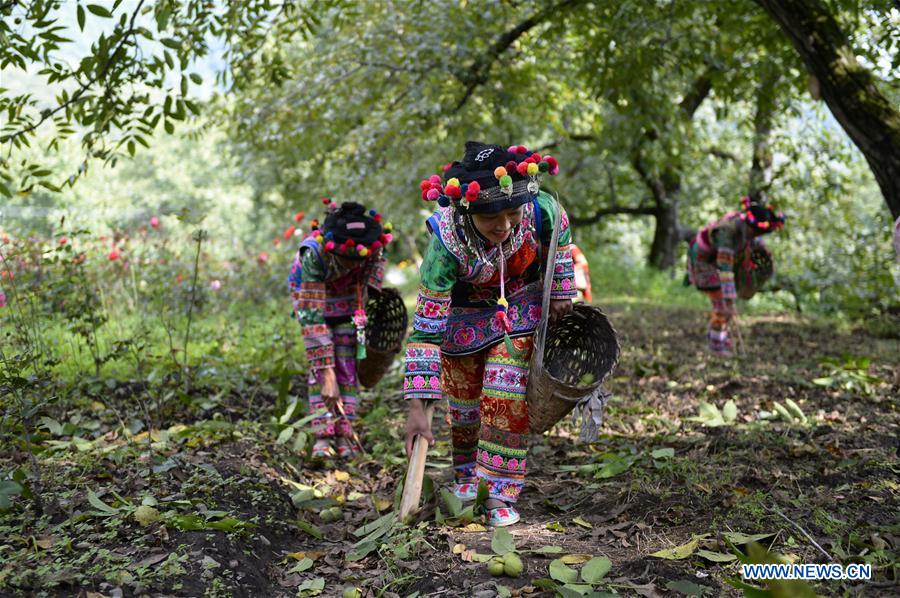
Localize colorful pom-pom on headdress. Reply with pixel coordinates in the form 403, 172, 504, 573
738, 196, 785, 233
418, 141, 559, 214
305, 200, 393, 259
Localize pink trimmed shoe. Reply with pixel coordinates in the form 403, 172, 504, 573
452, 482, 478, 502
335, 438, 360, 459
488, 505, 521, 527
311, 440, 335, 459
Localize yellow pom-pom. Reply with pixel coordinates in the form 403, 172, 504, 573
526, 162, 539, 176
315, 235, 324, 244
494, 166, 507, 179
359, 247, 369, 257
384, 222, 393, 232
447, 178, 460, 187
497, 297, 509, 308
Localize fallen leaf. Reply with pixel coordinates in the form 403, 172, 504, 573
549, 559, 579, 583
695, 549, 737, 562
373, 497, 393, 512
560, 554, 593, 564
452, 543, 466, 555
35, 536, 54, 549
572, 516, 593, 529
580, 556, 612, 583
650, 534, 709, 560
721, 531, 774, 545
334, 470, 350, 482
286, 551, 325, 561
546, 521, 566, 533
128, 553, 169, 570
460, 522, 487, 533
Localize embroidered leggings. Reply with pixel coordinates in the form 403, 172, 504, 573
308, 322, 358, 439
443, 336, 533, 503
705, 289, 734, 354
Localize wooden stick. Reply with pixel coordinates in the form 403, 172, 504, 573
332, 399, 366, 455
398, 402, 435, 519
769, 506, 834, 562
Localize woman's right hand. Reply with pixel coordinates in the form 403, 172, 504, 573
320, 367, 341, 412
404, 399, 434, 456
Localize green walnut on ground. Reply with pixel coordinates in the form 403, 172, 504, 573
319, 506, 342, 523
487, 553, 523, 577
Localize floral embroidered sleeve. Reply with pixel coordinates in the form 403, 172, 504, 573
403, 234, 457, 401
711, 226, 737, 303
537, 192, 576, 300
289, 248, 335, 371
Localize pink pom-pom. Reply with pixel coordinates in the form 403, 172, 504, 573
426, 188, 440, 201
429, 174, 441, 184
549, 165, 559, 176
442, 162, 452, 172
507, 146, 517, 152
384, 233, 393, 244
371, 241, 382, 250
325, 241, 335, 251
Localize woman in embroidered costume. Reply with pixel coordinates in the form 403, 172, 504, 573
288, 200, 392, 459
686, 197, 785, 356
403, 141, 576, 527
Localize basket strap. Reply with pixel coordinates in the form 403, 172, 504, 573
532, 193, 562, 372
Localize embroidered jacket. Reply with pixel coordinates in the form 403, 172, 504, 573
404, 191, 575, 401
687, 211, 755, 300
288, 236, 385, 371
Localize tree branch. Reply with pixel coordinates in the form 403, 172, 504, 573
570, 204, 657, 226
453, 0, 586, 112
1, 0, 146, 144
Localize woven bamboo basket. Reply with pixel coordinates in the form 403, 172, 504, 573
526, 303, 620, 434
735, 242, 774, 300
358, 288, 409, 388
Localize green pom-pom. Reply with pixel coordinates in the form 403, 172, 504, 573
500, 175, 512, 187
538, 161, 549, 172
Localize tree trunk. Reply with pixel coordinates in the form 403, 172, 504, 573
649, 199, 680, 270
749, 68, 778, 203
756, 0, 900, 218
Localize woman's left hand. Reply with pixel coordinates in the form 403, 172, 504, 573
549, 299, 573, 323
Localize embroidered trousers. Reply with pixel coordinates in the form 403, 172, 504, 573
705, 289, 734, 354
307, 322, 359, 439
443, 336, 533, 503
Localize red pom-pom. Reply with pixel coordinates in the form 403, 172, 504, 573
420, 180, 430, 190
283, 225, 296, 240
467, 181, 481, 193
531, 153, 542, 162
546, 156, 558, 168
505, 160, 517, 172
515, 145, 527, 154
324, 241, 335, 251
322, 198, 331, 205
430, 182, 443, 191
445, 185, 461, 199
442, 162, 452, 172
516, 162, 529, 176
294, 211, 305, 222
374, 214, 382, 222
379, 233, 388, 243
371, 241, 382, 250
346, 239, 355, 247
421, 190, 430, 201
